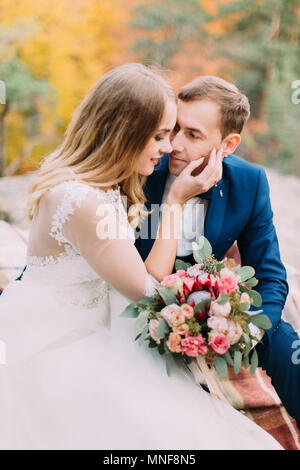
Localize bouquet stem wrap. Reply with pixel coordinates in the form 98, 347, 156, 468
189, 356, 229, 404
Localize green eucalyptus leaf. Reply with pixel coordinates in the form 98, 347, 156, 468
250, 348, 258, 376
158, 288, 178, 306
138, 324, 149, 345
166, 354, 173, 377
155, 318, 169, 338
241, 302, 250, 311
236, 266, 255, 282
240, 285, 262, 307
175, 259, 191, 272
193, 236, 212, 262
243, 354, 250, 369
214, 356, 228, 378
217, 294, 230, 305
137, 298, 152, 307
216, 262, 225, 273
234, 350, 242, 374
194, 298, 212, 313
245, 277, 259, 288
163, 337, 170, 354
121, 303, 139, 318
249, 314, 272, 330
135, 310, 149, 332
243, 333, 251, 357
223, 351, 234, 366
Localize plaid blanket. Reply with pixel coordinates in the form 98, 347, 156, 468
214, 365, 300, 450
218, 243, 300, 450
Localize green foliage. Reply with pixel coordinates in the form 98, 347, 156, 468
248, 314, 272, 330
155, 318, 170, 338
175, 259, 191, 271
121, 303, 139, 318
192, 236, 213, 262
157, 287, 179, 306
250, 348, 259, 376
0, 57, 51, 113
131, 0, 300, 175
236, 266, 255, 282
130, 0, 209, 65
214, 355, 228, 378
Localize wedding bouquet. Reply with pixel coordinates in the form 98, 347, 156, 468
121, 237, 271, 400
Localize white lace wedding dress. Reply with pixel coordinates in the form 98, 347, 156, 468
0, 180, 283, 450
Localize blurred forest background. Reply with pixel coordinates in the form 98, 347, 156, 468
0, 0, 299, 178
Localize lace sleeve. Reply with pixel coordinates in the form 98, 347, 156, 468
48, 182, 158, 302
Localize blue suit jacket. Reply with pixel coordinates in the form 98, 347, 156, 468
134, 153, 289, 341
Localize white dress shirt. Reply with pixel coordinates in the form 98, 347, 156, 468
159, 173, 209, 256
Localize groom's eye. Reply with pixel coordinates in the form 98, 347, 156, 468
189, 132, 200, 140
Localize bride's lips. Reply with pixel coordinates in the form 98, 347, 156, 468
150, 157, 160, 165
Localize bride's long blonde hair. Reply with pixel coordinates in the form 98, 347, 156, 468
27, 63, 175, 224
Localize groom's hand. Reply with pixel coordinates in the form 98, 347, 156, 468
167, 147, 223, 205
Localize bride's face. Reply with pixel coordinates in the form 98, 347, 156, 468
134, 99, 177, 176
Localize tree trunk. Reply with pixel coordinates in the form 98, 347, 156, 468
0, 103, 9, 177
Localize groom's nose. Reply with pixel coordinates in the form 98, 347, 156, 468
171, 130, 184, 152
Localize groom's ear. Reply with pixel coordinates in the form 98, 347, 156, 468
221, 133, 241, 157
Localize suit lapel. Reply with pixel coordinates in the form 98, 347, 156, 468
204, 178, 229, 254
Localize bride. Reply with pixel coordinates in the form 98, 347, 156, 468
0, 63, 282, 450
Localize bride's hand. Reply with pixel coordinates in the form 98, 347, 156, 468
167, 147, 224, 206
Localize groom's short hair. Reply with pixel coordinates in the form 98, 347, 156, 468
178, 76, 250, 139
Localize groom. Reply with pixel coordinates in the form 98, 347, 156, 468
135, 75, 300, 428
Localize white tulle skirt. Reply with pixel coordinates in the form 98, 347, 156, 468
0, 280, 283, 450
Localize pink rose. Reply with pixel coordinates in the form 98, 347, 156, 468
176, 269, 188, 279
207, 315, 229, 332
210, 300, 231, 317
173, 323, 190, 336
149, 319, 165, 344
180, 303, 194, 320
220, 267, 241, 284
160, 304, 181, 327
218, 276, 238, 295
166, 332, 182, 353
171, 311, 185, 327
227, 320, 243, 345
240, 292, 251, 305
209, 333, 230, 355
161, 273, 183, 295
181, 333, 208, 357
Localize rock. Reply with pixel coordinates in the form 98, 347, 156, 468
0, 173, 34, 229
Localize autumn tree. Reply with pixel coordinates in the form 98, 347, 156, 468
131, 0, 300, 173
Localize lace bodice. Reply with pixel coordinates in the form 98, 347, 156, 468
23, 180, 158, 307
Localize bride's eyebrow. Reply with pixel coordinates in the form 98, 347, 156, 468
156, 128, 171, 133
